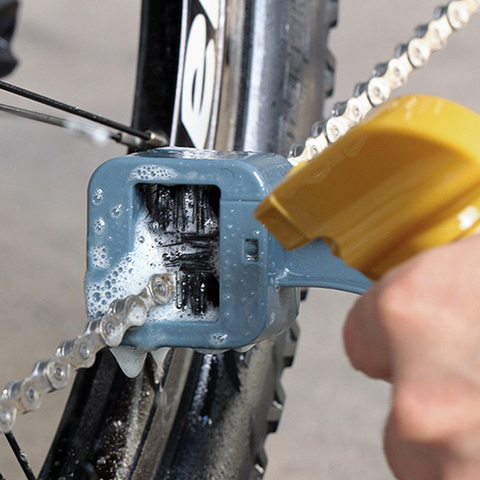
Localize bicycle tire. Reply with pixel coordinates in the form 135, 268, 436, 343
39, 1, 338, 478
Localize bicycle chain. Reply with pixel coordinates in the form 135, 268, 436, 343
0, 274, 175, 434
289, 0, 480, 165
1, 0, 479, 435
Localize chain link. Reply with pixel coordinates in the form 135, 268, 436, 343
0, 274, 175, 433
289, 0, 480, 165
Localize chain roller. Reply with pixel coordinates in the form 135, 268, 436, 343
289, 0, 480, 165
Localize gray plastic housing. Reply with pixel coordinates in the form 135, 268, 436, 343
86, 148, 371, 351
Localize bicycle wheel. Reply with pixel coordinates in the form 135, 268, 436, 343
39, 0, 338, 478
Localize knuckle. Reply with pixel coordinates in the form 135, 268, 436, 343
375, 281, 414, 329
376, 282, 408, 320
391, 384, 455, 445
391, 385, 432, 441
343, 319, 367, 371
375, 260, 432, 333
343, 301, 392, 380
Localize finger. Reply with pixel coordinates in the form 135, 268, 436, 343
384, 413, 439, 480
343, 285, 393, 381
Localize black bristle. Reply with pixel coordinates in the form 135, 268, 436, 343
141, 184, 220, 317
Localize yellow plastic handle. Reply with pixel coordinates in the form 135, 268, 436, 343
255, 95, 480, 280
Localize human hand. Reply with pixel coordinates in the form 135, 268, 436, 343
343, 234, 480, 480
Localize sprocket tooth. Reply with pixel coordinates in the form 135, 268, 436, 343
288, 321, 300, 342
274, 384, 286, 406
283, 322, 300, 367
267, 384, 286, 433
251, 448, 268, 479
324, 49, 336, 97
327, 0, 339, 28
267, 405, 282, 433
300, 287, 309, 301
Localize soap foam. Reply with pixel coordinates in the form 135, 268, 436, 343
86, 209, 219, 324
129, 165, 178, 181
91, 245, 109, 269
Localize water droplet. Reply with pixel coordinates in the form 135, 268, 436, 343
94, 218, 106, 234
92, 189, 103, 205
211, 333, 228, 345
111, 204, 123, 218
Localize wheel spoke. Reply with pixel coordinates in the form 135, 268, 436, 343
0, 80, 168, 147
4, 432, 36, 480
0, 103, 143, 148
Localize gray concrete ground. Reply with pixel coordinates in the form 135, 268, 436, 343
0, 1, 479, 478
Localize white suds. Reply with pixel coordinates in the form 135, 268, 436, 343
91, 245, 109, 269
86, 210, 218, 323
129, 165, 178, 181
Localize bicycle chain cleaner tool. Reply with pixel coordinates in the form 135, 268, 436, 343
0, 273, 174, 433
84, 149, 370, 376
